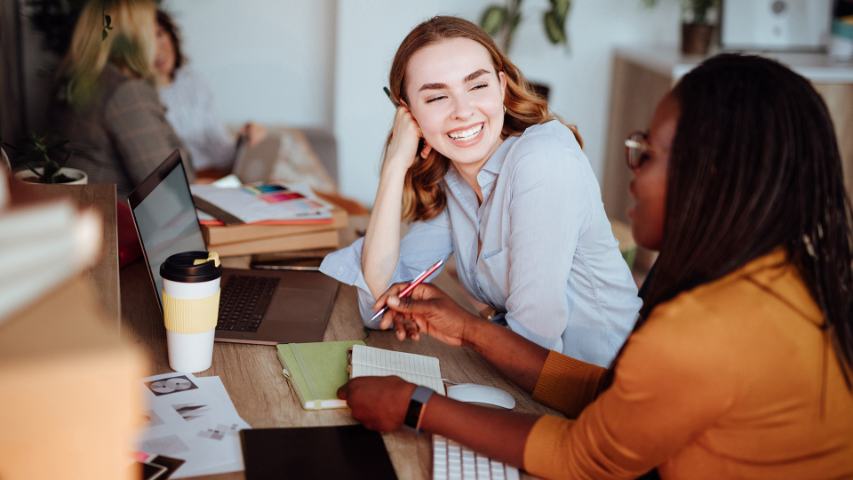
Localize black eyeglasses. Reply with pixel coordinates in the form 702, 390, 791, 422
624, 131, 651, 170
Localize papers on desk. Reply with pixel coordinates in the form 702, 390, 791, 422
191, 182, 332, 224
138, 372, 250, 478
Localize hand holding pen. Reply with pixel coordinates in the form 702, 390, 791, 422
373, 265, 476, 346
370, 259, 444, 323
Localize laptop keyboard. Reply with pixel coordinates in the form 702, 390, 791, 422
217, 275, 280, 332
433, 435, 519, 480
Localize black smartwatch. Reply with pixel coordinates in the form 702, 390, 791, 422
404, 385, 435, 432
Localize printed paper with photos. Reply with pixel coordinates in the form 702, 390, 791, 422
139, 372, 250, 479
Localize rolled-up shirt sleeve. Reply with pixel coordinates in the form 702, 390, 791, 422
504, 145, 590, 351
319, 210, 454, 328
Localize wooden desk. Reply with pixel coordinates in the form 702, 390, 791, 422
120, 216, 555, 479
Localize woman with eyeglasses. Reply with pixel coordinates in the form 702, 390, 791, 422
321, 16, 640, 367
337, 53, 853, 479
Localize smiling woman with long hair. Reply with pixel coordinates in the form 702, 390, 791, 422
321, 16, 641, 367
337, 54, 853, 479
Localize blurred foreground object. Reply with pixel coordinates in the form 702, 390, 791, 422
0, 277, 147, 480
0, 165, 101, 321
0, 164, 147, 479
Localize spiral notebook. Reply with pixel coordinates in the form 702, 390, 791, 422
348, 344, 446, 393
276, 340, 364, 410
277, 342, 446, 410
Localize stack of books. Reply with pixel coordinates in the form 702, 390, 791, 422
199, 206, 347, 257
191, 182, 348, 257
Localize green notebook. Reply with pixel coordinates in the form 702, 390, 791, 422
276, 340, 365, 410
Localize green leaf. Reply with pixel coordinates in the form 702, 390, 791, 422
549, 0, 571, 21
480, 5, 508, 36
509, 10, 522, 29
543, 11, 566, 45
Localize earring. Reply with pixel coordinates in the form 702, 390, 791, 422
504, 105, 508, 113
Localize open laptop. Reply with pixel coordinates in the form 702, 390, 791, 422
128, 150, 339, 345
232, 133, 281, 183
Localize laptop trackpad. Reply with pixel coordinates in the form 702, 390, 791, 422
259, 287, 335, 343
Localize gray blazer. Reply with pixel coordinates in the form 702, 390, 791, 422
53, 64, 194, 197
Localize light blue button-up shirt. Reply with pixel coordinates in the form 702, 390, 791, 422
321, 120, 641, 367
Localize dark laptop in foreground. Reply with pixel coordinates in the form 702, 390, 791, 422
128, 150, 339, 345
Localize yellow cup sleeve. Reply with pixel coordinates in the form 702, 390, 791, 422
162, 290, 220, 333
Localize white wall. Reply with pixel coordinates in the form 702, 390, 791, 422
334, 0, 680, 205
162, 0, 336, 127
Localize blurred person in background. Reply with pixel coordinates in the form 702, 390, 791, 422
52, 0, 190, 197
154, 9, 265, 179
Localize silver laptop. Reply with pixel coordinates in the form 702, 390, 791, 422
128, 150, 339, 345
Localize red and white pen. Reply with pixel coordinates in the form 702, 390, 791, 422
370, 258, 445, 324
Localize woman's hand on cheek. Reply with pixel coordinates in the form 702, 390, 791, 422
337, 376, 416, 432
385, 107, 427, 174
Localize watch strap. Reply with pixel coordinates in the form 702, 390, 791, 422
404, 385, 435, 432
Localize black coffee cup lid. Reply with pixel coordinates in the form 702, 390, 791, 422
161, 251, 222, 283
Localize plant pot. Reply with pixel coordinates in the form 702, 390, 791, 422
681, 22, 714, 56
14, 167, 88, 185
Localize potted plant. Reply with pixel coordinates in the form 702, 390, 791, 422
3, 133, 87, 185
644, 0, 719, 55
479, 0, 573, 100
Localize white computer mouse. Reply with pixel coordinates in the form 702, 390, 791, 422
446, 383, 516, 410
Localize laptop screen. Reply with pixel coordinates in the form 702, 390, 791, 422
129, 152, 206, 307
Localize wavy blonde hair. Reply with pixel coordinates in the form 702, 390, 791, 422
60, 0, 157, 107
387, 16, 582, 222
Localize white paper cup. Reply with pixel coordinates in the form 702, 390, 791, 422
160, 252, 222, 373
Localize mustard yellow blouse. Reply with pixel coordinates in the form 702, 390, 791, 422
523, 250, 853, 479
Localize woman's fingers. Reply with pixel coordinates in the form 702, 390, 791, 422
373, 283, 409, 313
336, 382, 349, 400
387, 293, 434, 315
404, 317, 420, 341
388, 310, 420, 341
394, 312, 408, 340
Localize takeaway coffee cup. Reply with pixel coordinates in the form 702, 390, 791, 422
160, 251, 222, 373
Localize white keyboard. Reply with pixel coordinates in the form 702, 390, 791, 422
433, 434, 520, 480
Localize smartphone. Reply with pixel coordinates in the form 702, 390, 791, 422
135, 461, 168, 480
250, 256, 324, 271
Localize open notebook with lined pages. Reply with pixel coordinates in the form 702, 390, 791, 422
347, 345, 519, 480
